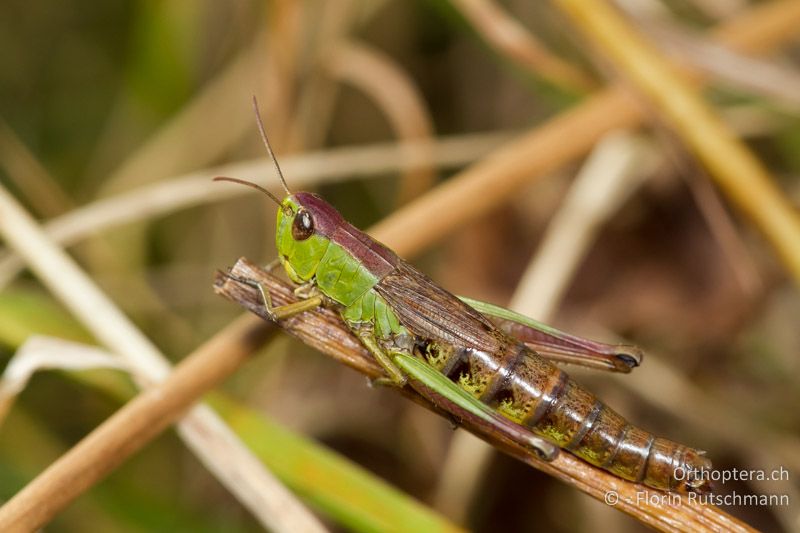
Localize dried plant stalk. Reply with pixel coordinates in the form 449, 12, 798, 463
0, 120, 73, 217
553, 0, 800, 282
450, 0, 595, 91
0, 131, 509, 289
0, 184, 323, 532
325, 39, 436, 203
215, 258, 756, 533
0, 316, 329, 533
369, 0, 800, 261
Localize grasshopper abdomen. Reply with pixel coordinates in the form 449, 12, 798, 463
377, 260, 712, 493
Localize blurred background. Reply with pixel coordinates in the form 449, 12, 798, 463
0, 0, 799, 531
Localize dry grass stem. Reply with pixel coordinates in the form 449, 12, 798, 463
451, 0, 595, 91
369, 0, 800, 260
434, 130, 652, 520
95, 33, 271, 195
684, 0, 747, 20
286, 0, 356, 152
2, 1, 794, 289
723, 106, 786, 139
216, 259, 757, 533
0, 184, 169, 381
710, 0, 800, 54
646, 120, 764, 294
0, 184, 323, 531
370, 89, 639, 256
0, 120, 73, 217
261, 3, 303, 148
620, 7, 800, 112
325, 39, 436, 203
0, 316, 330, 533
509, 131, 651, 317
0, 337, 128, 427
553, 0, 800, 281
742, 454, 800, 532
433, 431, 493, 521
684, 171, 763, 294
0, 131, 510, 288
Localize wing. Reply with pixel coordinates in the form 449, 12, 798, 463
460, 296, 642, 373
374, 260, 505, 354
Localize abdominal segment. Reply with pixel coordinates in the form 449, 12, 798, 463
419, 339, 711, 492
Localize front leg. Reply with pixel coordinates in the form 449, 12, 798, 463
224, 272, 323, 320
263, 257, 282, 274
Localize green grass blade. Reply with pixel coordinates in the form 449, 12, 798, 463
0, 289, 91, 348
210, 394, 463, 533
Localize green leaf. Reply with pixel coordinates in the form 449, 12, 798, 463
210, 394, 463, 533
0, 289, 91, 348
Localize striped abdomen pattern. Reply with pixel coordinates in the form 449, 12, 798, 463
420, 340, 711, 492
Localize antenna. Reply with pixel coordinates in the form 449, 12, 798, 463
213, 176, 282, 207
252, 95, 291, 196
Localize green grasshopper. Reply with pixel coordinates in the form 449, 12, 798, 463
216, 100, 712, 493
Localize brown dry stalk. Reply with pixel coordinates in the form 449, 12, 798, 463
450, 0, 595, 91
369, 0, 800, 263
0, 315, 327, 533
0, 120, 73, 217
95, 38, 269, 196
0, 175, 321, 531
214, 259, 756, 533
325, 39, 436, 203
553, 0, 800, 282
0, 131, 509, 289
622, 9, 800, 111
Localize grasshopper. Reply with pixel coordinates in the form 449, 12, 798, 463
216, 99, 712, 493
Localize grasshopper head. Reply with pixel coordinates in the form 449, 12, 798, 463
217, 97, 349, 286
276, 192, 344, 284
213, 176, 338, 285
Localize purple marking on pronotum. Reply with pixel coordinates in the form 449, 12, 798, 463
294, 192, 398, 279
293, 192, 342, 235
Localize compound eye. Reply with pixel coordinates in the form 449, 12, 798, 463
291, 209, 314, 240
